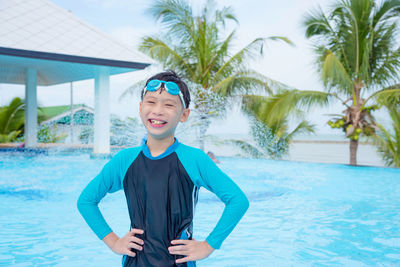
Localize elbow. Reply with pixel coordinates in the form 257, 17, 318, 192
76, 191, 88, 215
241, 191, 250, 213
226, 189, 249, 215
76, 193, 83, 214
226, 189, 250, 214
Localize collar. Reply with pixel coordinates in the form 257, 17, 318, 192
141, 137, 180, 160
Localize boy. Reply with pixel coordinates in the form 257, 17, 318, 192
77, 71, 249, 266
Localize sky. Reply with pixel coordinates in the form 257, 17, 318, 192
0, 0, 391, 137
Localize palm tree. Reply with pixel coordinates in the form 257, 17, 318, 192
266, 0, 400, 165
130, 0, 291, 150
233, 93, 317, 159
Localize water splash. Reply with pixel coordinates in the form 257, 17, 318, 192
250, 117, 289, 159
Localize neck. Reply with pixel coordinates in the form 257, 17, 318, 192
146, 135, 175, 157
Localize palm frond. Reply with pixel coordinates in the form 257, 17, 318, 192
321, 49, 354, 93
371, 45, 400, 87
148, 0, 195, 41
242, 90, 332, 126
365, 87, 400, 106
304, 0, 400, 96
303, 6, 333, 38
139, 36, 193, 77
0, 131, 21, 143
0, 97, 25, 134
286, 120, 316, 140
372, 122, 400, 167
214, 3, 238, 26
213, 37, 265, 82
223, 139, 265, 158
372, 0, 400, 30
212, 70, 288, 97
213, 36, 292, 84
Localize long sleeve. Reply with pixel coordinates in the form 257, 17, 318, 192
176, 145, 249, 249
76, 148, 140, 240
196, 151, 249, 249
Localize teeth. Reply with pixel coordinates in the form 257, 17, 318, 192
151, 119, 165, 125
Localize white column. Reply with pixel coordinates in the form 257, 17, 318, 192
25, 68, 37, 147
70, 82, 74, 144
93, 67, 110, 154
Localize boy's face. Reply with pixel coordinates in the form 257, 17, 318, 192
139, 88, 190, 141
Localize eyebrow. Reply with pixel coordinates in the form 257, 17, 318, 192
144, 95, 179, 104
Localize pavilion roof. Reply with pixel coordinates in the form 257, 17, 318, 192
0, 0, 152, 85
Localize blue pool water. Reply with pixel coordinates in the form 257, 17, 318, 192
1, 153, 400, 266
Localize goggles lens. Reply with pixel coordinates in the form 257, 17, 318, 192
145, 79, 185, 107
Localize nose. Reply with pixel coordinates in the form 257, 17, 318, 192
151, 102, 164, 115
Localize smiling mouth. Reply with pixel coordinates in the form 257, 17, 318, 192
149, 119, 167, 128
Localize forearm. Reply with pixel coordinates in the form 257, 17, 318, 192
77, 188, 113, 240
203, 240, 215, 253
103, 232, 119, 250
206, 190, 249, 249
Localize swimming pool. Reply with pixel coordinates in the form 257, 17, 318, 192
1, 153, 399, 266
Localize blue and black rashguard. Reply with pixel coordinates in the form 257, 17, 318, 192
77, 139, 249, 267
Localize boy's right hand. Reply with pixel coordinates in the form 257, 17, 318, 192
105, 229, 144, 257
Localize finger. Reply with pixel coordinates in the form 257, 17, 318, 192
128, 242, 143, 251
168, 244, 189, 252
125, 250, 136, 257
171, 239, 190, 245
129, 236, 144, 245
169, 249, 189, 256
176, 256, 192, 264
131, 228, 144, 235
168, 247, 189, 255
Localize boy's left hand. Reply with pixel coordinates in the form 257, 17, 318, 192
168, 238, 214, 263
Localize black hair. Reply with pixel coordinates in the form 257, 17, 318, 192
141, 70, 191, 108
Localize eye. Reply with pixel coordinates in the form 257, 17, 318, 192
146, 100, 155, 104
164, 102, 176, 107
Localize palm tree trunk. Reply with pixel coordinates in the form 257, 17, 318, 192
349, 139, 358, 166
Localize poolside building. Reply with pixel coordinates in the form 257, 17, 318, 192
0, 0, 151, 155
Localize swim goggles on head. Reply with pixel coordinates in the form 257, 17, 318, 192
144, 79, 185, 107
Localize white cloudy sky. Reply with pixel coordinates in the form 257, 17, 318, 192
0, 0, 391, 136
